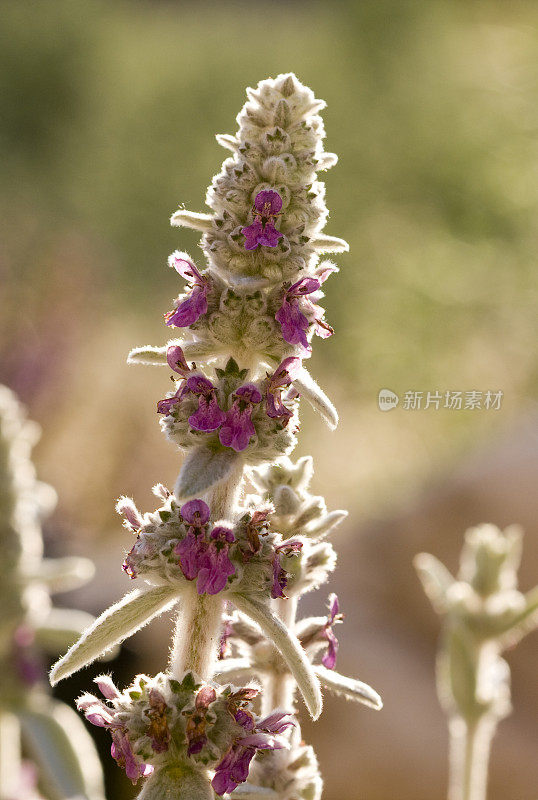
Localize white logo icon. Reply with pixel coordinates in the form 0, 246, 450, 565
378, 389, 399, 411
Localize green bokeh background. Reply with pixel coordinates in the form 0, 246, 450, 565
1, 1, 537, 798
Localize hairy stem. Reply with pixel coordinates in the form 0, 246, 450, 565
448, 716, 496, 800
0, 710, 22, 800
169, 464, 243, 681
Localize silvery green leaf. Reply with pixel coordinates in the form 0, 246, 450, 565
498, 585, 538, 646
170, 210, 214, 231
314, 664, 382, 710
295, 616, 326, 644
23, 556, 95, 593
311, 234, 349, 253
50, 585, 181, 685
215, 133, 239, 152
414, 553, 455, 613
213, 657, 254, 683
35, 607, 96, 654
230, 593, 322, 719
316, 152, 338, 170
127, 345, 168, 366
226, 786, 279, 800
273, 485, 301, 515
292, 369, 338, 430
17, 699, 105, 800
175, 446, 240, 500
304, 510, 348, 540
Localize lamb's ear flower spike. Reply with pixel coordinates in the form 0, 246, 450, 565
53, 74, 380, 800
0, 385, 106, 800
415, 524, 538, 800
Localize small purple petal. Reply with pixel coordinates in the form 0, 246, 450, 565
257, 222, 283, 248
166, 345, 190, 375
219, 405, 255, 452
271, 553, 287, 599
165, 285, 208, 328
258, 712, 295, 734
95, 675, 120, 701
241, 221, 264, 251
275, 299, 311, 351
189, 394, 226, 431
327, 592, 340, 624
175, 531, 206, 581
185, 375, 214, 394
196, 531, 236, 595
235, 383, 262, 404
181, 499, 211, 526
157, 390, 182, 415
169, 253, 204, 283
210, 525, 235, 543
266, 358, 300, 421
321, 628, 339, 670
288, 277, 321, 297
254, 190, 283, 215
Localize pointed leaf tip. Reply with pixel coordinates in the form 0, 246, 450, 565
315, 664, 383, 710
292, 369, 338, 430
49, 585, 180, 685
230, 593, 322, 719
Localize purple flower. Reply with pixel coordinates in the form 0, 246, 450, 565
166, 345, 191, 376
212, 743, 255, 795
265, 357, 301, 424
255, 189, 283, 216
175, 499, 210, 582
157, 388, 183, 415
111, 730, 153, 783
165, 254, 210, 327
212, 709, 293, 796
321, 593, 343, 670
77, 689, 153, 784
185, 685, 217, 756
175, 531, 207, 581
181, 499, 211, 529
157, 346, 193, 414
196, 526, 236, 595
181, 375, 226, 432
271, 553, 287, 599
241, 190, 283, 250
219, 384, 262, 452
275, 270, 334, 353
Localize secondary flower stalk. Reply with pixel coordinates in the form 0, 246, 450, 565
415, 524, 538, 800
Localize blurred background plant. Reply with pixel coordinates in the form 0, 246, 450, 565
0, 385, 104, 800
1, 1, 537, 798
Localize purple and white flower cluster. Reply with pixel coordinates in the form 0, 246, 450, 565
77, 672, 293, 794
118, 492, 304, 600
156, 346, 300, 460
